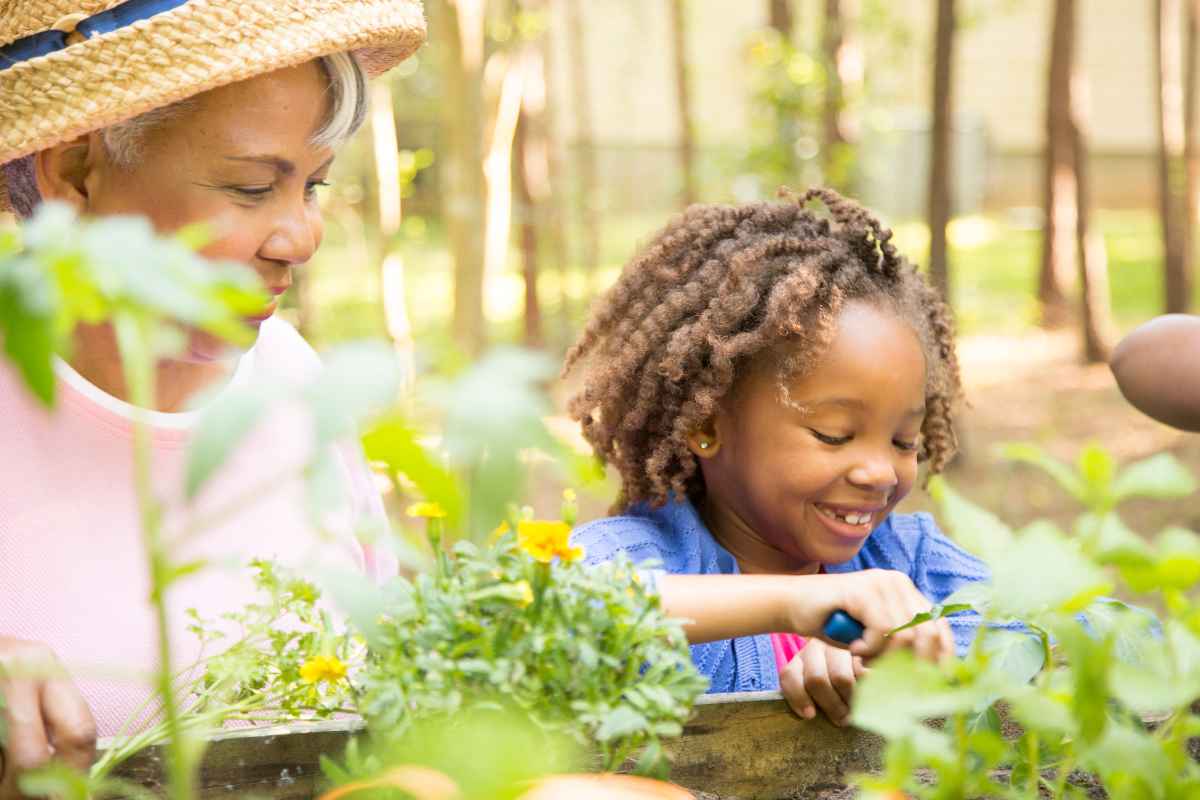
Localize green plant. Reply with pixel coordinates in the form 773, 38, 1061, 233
851, 444, 1200, 799
352, 507, 707, 779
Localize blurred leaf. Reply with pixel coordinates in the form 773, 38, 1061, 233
362, 413, 464, 528
0, 272, 56, 405
306, 342, 403, 446
998, 442, 1087, 503
990, 524, 1111, 618
980, 629, 1045, 686
926, 476, 1013, 563
943, 581, 993, 614
1112, 453, 1198, 503
1077, 443, 1116, 507
1052, 621, 1110, 745
595, 706, 649, 742
185, 387, 272, 500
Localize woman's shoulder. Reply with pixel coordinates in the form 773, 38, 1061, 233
247, 316, 323, 385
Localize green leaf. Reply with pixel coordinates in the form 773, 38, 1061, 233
980, 629, 1045, 686
1112, 453, 1198, 502
990, 524, 1111, 618
926, 476, 1013, 563
185, 386, 272, 499
852, 650, 985, 742
1053, 621, 1111, 744
306, 342, 403, 446
362, 413, 464, 528
594, 706, 649, 741
1077, 443, 1116, 504
0, 256, 58, 406
998, 442, 1087, 502
887, 603, 974, 636
943, 581, 993, 613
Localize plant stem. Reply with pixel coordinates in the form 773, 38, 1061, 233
1026, 730, 1040, 799
115, 314, 194, 800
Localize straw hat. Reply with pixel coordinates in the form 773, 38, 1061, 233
0, 0, 427, 212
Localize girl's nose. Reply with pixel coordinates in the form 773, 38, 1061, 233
847, 455, 899, 492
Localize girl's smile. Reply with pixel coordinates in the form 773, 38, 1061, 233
693, 300, 928, 575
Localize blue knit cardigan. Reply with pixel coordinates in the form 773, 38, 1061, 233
571, 498, 989, 693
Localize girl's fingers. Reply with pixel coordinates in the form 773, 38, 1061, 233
40, 679, 97, 772
802, 649, 850, 725
852, 655, 867, 679
826, 647, 857, 709
779, 660, 817, 720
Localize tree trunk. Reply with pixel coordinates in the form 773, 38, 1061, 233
1069, 26, 1114, 361
1184, 0, 1200, 312
1038, 0, 1075, 328
512, 46, 544, 348
769, 0, 793, 36
536, 0, 572, 343
1158, 0, 1189, 313
565, 0, 600, 290
668, 0, 697, 207
927, 0, 955, 302
434, 0, 488, 355
821, 0, 860, 189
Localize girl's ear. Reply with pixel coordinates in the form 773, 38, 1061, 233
686, 419, 721, 458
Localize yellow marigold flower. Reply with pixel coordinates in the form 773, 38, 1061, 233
562, 488, 577, 503
517, 520, 576, 563
514, 580, 534, 608
300, 655, 347, 684
406, 502, 446, 519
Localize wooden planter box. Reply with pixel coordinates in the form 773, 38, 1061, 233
108, 691, 884, 799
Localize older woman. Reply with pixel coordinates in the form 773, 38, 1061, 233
0, 0, 424, 793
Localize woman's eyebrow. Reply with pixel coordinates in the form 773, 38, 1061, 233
221, 155, 335, 176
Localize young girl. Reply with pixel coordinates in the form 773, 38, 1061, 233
565, 188, 987, 727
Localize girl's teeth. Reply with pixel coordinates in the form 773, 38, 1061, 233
820, 507, 871, 526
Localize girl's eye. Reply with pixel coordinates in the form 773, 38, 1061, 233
894, 439, 919, 452
810, 429, 852, 446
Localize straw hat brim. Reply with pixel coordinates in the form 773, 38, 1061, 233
0, 0, 426, 212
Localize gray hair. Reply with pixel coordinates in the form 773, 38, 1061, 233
3, 52, 368, 218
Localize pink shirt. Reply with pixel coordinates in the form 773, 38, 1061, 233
0, 318, 393, 736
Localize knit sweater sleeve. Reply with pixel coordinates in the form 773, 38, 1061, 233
570, 508, 773, 694
906, 513, 990, 656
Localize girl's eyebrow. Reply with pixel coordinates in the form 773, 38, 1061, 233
807, 397, 926, 418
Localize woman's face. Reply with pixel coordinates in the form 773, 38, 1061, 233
79, 62, 336, 359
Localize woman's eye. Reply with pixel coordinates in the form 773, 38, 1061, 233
305, 180, 332, 198
231, 186, 272, 199
810, 429, 852, 446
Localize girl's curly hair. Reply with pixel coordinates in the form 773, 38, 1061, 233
562, 187, 963, 510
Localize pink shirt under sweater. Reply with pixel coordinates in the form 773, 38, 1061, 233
0, 318, 394, 737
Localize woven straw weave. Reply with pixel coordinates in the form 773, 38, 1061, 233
0, 0, 426, 212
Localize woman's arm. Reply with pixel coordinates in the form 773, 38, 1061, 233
1111, 314, 1200, 432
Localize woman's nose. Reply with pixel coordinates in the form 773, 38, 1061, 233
258, 200, 321, 267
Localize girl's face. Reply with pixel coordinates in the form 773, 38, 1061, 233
696, 301, 928, 571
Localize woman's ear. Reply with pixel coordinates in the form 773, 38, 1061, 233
686, 419, 721, 458
34, 133, 97, 211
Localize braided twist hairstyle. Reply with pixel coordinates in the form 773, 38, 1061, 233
563, 188, 963, 510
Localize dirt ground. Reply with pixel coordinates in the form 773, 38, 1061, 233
556, 329, 1200, 540
896, 329, 1200, 538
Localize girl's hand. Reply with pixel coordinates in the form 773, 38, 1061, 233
779, 639, 866, 726
785, 569, 956, 661
0, 636, 96, 800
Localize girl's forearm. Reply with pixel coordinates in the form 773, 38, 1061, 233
657, 573, 824, 644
